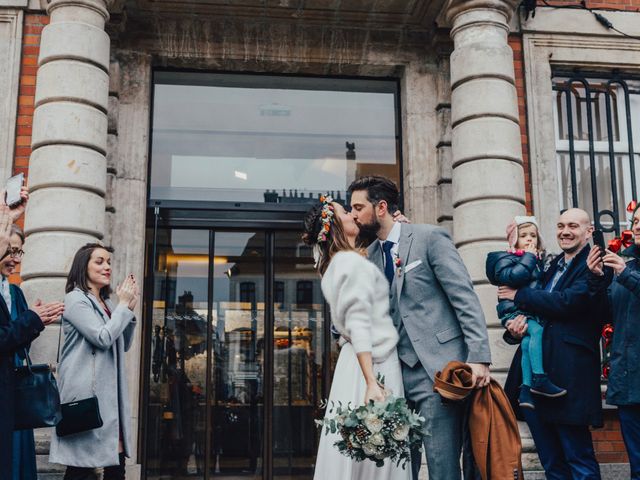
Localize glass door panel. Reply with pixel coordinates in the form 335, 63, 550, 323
272, 232, 324, 479
210, 232, 265, 478
146, 229, 210, 479
143, 226, 330, 480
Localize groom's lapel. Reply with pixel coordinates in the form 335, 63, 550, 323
369, 240, 384, 272
396, 227, 413, 297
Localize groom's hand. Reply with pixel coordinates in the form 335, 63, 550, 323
468, 363, 491, 388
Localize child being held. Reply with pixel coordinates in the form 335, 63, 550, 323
486, 216, 567, 409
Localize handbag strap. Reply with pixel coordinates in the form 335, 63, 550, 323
56, 291, 103, 395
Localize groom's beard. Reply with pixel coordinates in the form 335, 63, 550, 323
356, 219, 381, 246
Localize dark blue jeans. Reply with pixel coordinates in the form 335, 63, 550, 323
523, 409, 601, 479
618, 405, 640, 480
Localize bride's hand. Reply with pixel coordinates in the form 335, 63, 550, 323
364, 381, 386, 404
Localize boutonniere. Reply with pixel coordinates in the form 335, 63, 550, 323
394, 255, 402, 276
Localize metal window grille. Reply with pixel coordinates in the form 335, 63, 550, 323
552, 72, 640, 235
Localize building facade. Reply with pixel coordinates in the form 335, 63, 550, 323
1, 0, 639, 477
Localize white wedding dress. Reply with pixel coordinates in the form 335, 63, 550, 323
313, 251, 411, 480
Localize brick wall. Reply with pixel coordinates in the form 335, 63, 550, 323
593, 410, 630, 463
538, 0, 640, 10
509, 34, 533, 215
11, 13, 48, 283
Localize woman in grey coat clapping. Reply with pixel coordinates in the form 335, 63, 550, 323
49, 243, 139, 480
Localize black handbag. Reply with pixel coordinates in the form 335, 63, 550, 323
13, 349, 62, 430
56, 394, 103, 437
55, 294, 104, 437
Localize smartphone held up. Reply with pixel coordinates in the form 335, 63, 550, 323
5, 173, 24, 209
593, 229, 606, 257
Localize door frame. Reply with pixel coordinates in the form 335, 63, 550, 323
139, 202, 331, 480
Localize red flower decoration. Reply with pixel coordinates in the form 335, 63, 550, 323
602, 323, 614, 345
627, 200, 638, 213
601, 323, 614, 379
608, 230, 634, 253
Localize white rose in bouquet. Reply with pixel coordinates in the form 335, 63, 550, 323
362, 443, 377, 457
370, 433, 385, 446
364, 414, 384, 434
392, 424, 410, 442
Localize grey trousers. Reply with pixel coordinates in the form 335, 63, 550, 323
402, 361, 463, 480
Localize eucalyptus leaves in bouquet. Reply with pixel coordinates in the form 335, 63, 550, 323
316, 394, 425, 468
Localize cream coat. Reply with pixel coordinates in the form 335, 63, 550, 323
49, 288, 136, 468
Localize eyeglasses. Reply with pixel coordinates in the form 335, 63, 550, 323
6, 248, 24, 259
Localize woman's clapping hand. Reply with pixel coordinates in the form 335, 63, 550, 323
32, 299, 64, 326
117, 274, 139, 310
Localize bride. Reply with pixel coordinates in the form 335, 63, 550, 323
304, 196, 411, 480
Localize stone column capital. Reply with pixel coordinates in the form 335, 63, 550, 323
445, 0, 520, 25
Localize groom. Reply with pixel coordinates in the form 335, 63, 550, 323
348, 176, 492, 480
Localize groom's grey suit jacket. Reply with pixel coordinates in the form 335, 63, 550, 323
368, 223, 491, 381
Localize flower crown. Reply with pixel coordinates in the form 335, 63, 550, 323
317, 195, 335, 243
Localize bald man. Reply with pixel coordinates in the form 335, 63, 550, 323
499, 209, 605, 479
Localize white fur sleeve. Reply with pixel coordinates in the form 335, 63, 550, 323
329, 252, 374, 354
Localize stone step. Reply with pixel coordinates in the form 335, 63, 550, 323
38, 474, 64, 480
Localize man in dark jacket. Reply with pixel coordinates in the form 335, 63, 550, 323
587, 203, 640, 479
498, 208, 604, 479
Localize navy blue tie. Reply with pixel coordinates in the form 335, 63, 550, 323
382, 241, 395, 286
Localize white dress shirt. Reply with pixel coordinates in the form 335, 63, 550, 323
1, 276, 11, 313
379, 221, 402, 273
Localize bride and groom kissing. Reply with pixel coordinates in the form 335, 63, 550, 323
305, 175, 492, 480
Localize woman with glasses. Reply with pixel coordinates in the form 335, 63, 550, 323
1, 224, 64, 480
0, 188, 65, 480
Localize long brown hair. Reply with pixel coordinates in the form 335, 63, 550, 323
302, 201, 360, 275
65, 243, 113, 298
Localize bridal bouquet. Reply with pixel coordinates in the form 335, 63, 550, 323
316, 393, 425, 468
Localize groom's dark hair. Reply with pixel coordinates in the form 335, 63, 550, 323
348, 175, 400, 213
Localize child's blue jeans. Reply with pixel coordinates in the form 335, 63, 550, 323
521, 318, 544, 387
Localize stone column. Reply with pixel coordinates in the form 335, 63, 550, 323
446, 0, 526, 376
21, 0, 109, 308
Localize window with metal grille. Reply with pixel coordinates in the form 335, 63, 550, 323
552, 73, 640, 235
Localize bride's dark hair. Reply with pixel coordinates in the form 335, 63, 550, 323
302, 201, 356, 275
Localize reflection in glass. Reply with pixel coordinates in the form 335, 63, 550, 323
150, 73, 400, 204
273, 232, 325, 479
146, 229, 210, 479
210, 232, 265, 478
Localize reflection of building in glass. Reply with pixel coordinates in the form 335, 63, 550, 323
263, 189, 348, 205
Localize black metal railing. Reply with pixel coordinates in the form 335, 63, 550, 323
553, 72, 639, 235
